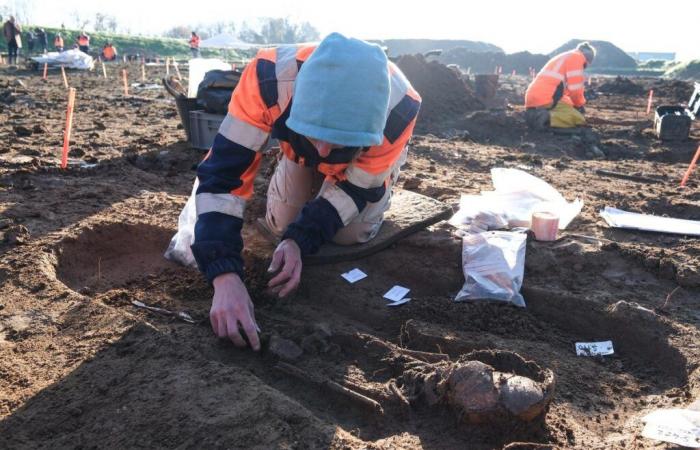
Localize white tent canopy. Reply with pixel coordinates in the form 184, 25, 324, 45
199, 34, 260, 50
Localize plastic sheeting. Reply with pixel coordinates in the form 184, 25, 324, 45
32, 49, 94, 70
449, 168, 583, 232
600, 207, 700, 236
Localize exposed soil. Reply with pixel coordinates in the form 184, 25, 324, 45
1, 60, 700, 449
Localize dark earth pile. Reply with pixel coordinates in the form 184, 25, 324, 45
597, 76, 646, 95
550, 39, 637, 68
440, 49, 549, 75
396, 54, 483, 130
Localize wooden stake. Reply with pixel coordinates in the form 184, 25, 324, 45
61, 88, 77, 169
42, 62, 48, 80
122, 69, 128, 96
165, 57, 170, 76
173, 60, 182, 81
101, 60, 107, 78
141, 62, 146, 82
646, 89, 654, 115
680, 145, 700, 187
61, 65, 68, 88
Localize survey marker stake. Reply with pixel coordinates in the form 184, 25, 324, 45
61, 88, 77, 169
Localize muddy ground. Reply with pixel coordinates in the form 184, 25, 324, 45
0, 61, 699, 449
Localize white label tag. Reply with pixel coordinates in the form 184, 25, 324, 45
575, 341, 614, 356
384, 285, 410, 302
387, 298, 411, 307
642, 423, 700, 447
341, 268, 367, 284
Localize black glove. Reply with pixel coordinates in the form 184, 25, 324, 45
576, 106, 586, 114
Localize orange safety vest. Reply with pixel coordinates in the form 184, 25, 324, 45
78, 35, 89, 46
189, 35, 200, 49
103, 45, 116, 60
525, 50, 587, 108
54, 36, 63, 47
205, 44, 421, 215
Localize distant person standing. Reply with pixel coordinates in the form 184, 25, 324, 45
25, 29, 35, 55
54, 33, 64, 52
77, 31, 90, 54
2, 16, 22, 65
524, 42, 596, 129
189, 31, 200, 58
35, 28, 48, 53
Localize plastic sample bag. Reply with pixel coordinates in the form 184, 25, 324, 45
455, 231, 527, 307
164, 179, 198, 267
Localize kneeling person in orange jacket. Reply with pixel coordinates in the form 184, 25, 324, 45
190, 33, 421, 350
524, 42, 595, 129
102, 42, 117, 61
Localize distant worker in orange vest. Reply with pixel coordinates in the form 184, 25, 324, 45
189, 31, 200, 58
54, 33, 64, 52
77, 31, 90, 54
102, 42, 117, 61
524, 42, 596, 129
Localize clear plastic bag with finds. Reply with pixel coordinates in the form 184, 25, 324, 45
455, 231, 527, 307
164, 178, 198, 267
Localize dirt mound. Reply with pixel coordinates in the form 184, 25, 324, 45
664, 60, 700, 80
377, 39, 502, 57
550, 39, 637, 69
396, 54, 483, 130
650, 78, 695, 103
440, 49, 549, 75
597, 76, 645, 95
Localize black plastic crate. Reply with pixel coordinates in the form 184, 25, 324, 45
654, 105, 692, 140
189, 110, 225, 150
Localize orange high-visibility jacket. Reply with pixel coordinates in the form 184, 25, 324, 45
54, 36, 63, 48
191, 44, 422, 281
103, 45, 116, 60
78, 35, 89, 46
189, 35, 200, 49
525, 50, 587, 108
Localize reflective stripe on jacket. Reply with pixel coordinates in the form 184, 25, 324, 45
191, 44, 421, 282
525, 50, 587, 108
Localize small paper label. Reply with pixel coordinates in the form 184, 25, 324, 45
341, 268, 367, 284
384, 286, 410, 302
642, 423, 700, 448
575, 341, 614, 356
387, 298, 411, 307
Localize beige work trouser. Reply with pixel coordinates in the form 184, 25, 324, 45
265, 150, 406, 245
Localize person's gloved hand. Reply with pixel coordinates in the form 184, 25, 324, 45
268, 238, 302, 298
576, 106, 586, 114
210, 272, 260, 350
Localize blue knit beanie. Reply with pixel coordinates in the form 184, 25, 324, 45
286, 33, 390, 147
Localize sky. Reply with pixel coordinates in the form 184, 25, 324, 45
4, 0, 700, 60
